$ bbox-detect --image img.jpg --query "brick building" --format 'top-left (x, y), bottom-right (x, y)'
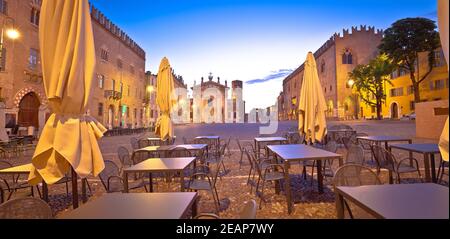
top-left (0, 1), bottom-right (148, 135)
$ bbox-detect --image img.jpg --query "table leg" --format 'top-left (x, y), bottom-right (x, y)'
top-left (81, 179), bottom-right (87, 203)
top-left (408, 140), bottom-right (414, 167)
top-left (284, 161), bottom-right (293, 214)
top-left (317, 160), bottom-right (323, 193)
top-left (430, 153), bottom-right (437, 183)
top-left (181, 170), bottom-right (185, 192)
top-left (71, 168), bottom-right (79, 209)
top-left (423, 154), bottom-right (431, 183)
top-left (149, 173), bottom-right (153, 192)
top-left (335, 192), bottom-right (345, 219)
top-left (42, 182), bottom-right (49, 203)
top-left (388, 170), bottom-right (394, 184)
top-left (255, 140), bottom-right (259, 159)
top-left (385, 141), bottom-right (389, 151)
top-left (124, 172), bottom-right (129, 193)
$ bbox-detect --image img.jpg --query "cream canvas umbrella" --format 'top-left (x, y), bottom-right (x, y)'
top-left (438, 0), bottom-right (449, 162)
top-left (155, 57), bottom-right (175, 141)
top-left (298, 52), bottom-right (328, 143)
top-left (28, 0), bottom-right (107, 207)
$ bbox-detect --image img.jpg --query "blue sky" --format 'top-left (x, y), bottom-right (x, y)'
top-left (90, 0), bottom-right (438, 111)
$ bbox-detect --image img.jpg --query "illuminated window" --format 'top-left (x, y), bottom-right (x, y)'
top-left (29, 49), bottom-right (39, 70)
top-left (98, 74), bottom-right (105, 89)
top-left (30, 7), bottom-right (40, 26)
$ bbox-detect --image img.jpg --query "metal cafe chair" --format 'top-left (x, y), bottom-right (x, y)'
top-left (194, 199), bottom-right (257, 219)
top-left (98, 160), bottom-right (148, 193)
top-left (0, 197), bottom-right (53, 219)
top-left (333, 164), bottom-right (381, 219)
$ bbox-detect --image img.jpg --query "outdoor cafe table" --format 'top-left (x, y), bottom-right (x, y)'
top-left (134, 144), bottom-right (208, 158)
top-left (327, 129), bottom-right (356, 142)
top-left (59, 192), bottom-right (199, 219)
top-left (123, 157), bottom-right (196, 193)
top-left (335, 183), bottom-right (449, 219)
top-left (267, 144), bottom-right (343, 214)
top-left (254, 137), bottom-right (287, 157)
top-left (356, 136), bottom-right (412, 150)
top-left (390, 143), bottom-right (441, 183)
top-left (144, 136), bottom-right (177, 146)
top-left (195, 136), bottom-right (220, 155)
top-left (0, 163), bottom-right (49, 202)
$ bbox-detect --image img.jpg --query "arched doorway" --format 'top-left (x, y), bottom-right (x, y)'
top-left (18, 92), bottom-right (40, 128)
top-left (391, 103), bottom-right (399, 119)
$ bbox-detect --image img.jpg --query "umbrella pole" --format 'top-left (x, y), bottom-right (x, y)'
top-left (71, 168), bottom-right (79, 209)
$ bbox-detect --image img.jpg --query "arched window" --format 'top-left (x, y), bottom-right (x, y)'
top-left (320, 60), bottom-right (326, 73)
top-left (342, 49), bottom-right (353, 65)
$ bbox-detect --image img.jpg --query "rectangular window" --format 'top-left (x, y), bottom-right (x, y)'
top-left (98, 103), bottom-right (104, 117)
top-left (407, 85), bottom-right (414, 95)
top-left (120, 83), bottom-right (123, 94)
top-left (434, 79), bottom-right (445, 90)
top-left (0, 0), bottom-right (8, 14)
top-left (130, 65), bottom-right (135, 74)
top-left (128, 85), bottom-right (130, 96)
top-left (98, 75), bottom-right (105, 89)
top-left (410, 101), bottom-right (415, 111)
top-left (30, 8), bottom-right (40, 25)
top-left (0, 48), bottom-right (6, 71)
top-left (433, 50), bottom-right (446, 67)
top-left (29, 49), bottom-right (39, 69)
top-left (371, 106), bottom-right (376, 113)
top-left (112, 79), bottom-right (115, 91)
top-left (100, 49), bottom-right (109, 61)
top-left (390, 87), bottom-right (404, 97)
top-left (117, 59), bottom-right (123, 69)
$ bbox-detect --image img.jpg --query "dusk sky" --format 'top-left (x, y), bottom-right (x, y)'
top-left (90, 0), bottom-right (438, 111)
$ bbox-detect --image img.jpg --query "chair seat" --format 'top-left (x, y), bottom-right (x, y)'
top-left (263, 172), bottom-right (284, 181)
top-left (396, 164), bottom-right (419, 174)
top-left (186, 179), bottom-right (212, 191)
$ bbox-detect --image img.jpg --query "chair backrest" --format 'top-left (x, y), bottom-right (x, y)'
top-left (211, 156), bottom-right (225, 186)
top-left (243, 149), bottom-right (255, 168)
top-left (0, 161), bottom-right (14, 182)
top-left (169, 147), bottom-right (192, 158)
top-left (239, 200), bottom-right (257, 219)
top-left (371, 145), bottom-right (396, 170)
top-left (346, 145), bottom-right (365, 165)
top-left (138, 139), bottom-right (149, 148)
top-left (130, 137), bottom-right (139, 150)
top-left (235, 139), bottom-right (243, 152)
top-left (98, 160), bottom-right (121, 192)
top-left (324, 140), bottom-right (338, 153)
top-left (0, 197), bottom-right (53, 219)
top-left (117, 146), bottom-right (133, 167)
top-left (333, 164), bottom-right (381, 187)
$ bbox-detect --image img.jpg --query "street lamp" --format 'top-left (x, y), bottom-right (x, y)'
top-left (0, 17), bottom-right (20, 70)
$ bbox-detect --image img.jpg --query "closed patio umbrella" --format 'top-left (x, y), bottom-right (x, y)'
top-left (28, 0), bottom-right (107, 206)
top-left (438, 0), bottom-right (449, 162)
top-left (155, 57), bottom-right (175, 141)
top-left (298, 52), bottom-right (327, 143)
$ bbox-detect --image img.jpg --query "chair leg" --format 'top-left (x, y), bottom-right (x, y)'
top-left (239, 152), bottom-right (244, 169)
top-left (311, 161), bottom-right (316, 186)
top-left (259, 180), bottom-right (266, 209)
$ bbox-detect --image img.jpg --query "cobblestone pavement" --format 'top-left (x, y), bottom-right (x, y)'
top-left (4, 120), bottom-right (447, 219)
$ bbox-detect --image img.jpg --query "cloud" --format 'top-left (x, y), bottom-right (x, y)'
top-left (246, 69), bottom-right (293, 85)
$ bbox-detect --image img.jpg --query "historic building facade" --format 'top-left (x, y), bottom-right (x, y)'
top-left (360, 48), bottom-right (448, 119)
top-left (0, 1), bottom-right (148, 134)
top-left (279, 26), bottom-right (383, 120)
top-left (190, 73), bottom-right (245, 123)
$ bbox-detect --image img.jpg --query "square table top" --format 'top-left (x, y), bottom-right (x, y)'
top-left (254, 137), bottom-right (287, 142)
top-left (136, 144), bottom-right (207, 152)
top-left (267, 144), bottom-right (341, 162)
top-left (357, 136), bottom-right (411, 142)
top-left (59, 192), bottom-right (198, 219)
top-left (328, 129), bottom-right (356, 132)
top-left (147, 136), bottom-right (177, 141)
top-left (336, 183), bottom-right (449, 219)
top-left (390, 143), bottom-right (440, 154)
top-left (123, 157), bottom-right (196, 173)
top-left (195, 136), bottom-right (220, 140)
top-left (0, 163), bottom-right (32, 174)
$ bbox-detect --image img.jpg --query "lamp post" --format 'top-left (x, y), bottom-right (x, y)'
top-left (0, 17), bottom-right (20, 71)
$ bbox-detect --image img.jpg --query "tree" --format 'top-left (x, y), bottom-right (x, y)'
top-left (349, 54), bottom-right (394, 120)
top-left (379, 17), bottom-right (441, 103)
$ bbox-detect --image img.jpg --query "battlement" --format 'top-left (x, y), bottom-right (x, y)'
top-left (90, 5), bottom-right (146, 59)
top-left (283, 25), bottom-right (383, 84)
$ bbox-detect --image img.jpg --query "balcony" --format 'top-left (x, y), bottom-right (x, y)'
top-left (104, 90), bottom-right (122, 101)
